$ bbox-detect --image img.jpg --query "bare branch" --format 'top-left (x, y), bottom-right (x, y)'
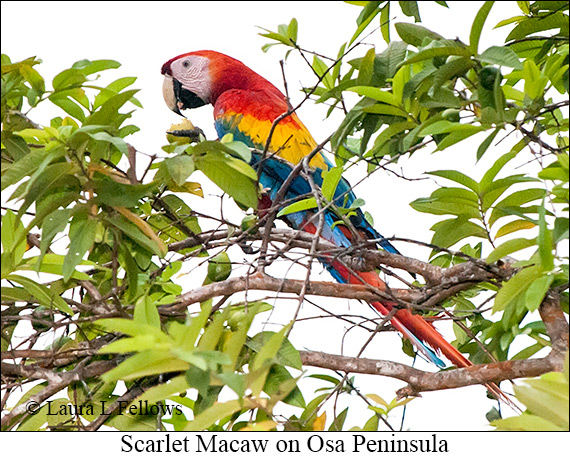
top-left (299, 350), bottom-right (561, 398)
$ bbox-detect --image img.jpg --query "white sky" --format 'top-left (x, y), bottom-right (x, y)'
top-left (1, 1), bottom-right (543, 433)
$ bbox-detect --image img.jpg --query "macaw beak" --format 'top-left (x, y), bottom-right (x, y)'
top-left (162, 75), bottom-right (182, 115)
top-left (162, 75), bottom-right (207, 116)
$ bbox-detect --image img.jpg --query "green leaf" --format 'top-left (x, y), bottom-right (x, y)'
top-left (37, 208), bottom-right (72, 268)
top-left (19, 253), bottom-right (91, 280)
top-left (356, 47), bottom-right (376, 86)
top-left (525, 274), bottom-right (554, 312)
top-left (514, 380), bottom-right (569, 429)
top-left (98, 334), bottom-right (162, 354)
top-left (194, 151), bottom-right (258, 209)
top-left (492, 413), bottom-right (565, 431)
top-left (362, 414), bottom-right (380, 431)
top-left (97, 318), bottom-right (164, 338)
top-left (482, 175), bottom-right (538, 212)
top-left (506, 12), bottom-right (569, 42)
top-left (470, 1), bottom-right (494, 54)
top-left (380, 3), bottom-right (390, 43)
top-left (5, 274), bottom-right (73, 315)
top-left (366, 121), bottom-right (417, 157)
top-left (349, 1), bottom-right (382, 45)
top-left (511, 342), bottom-right (547, 361)
top-left (84, 89), bottom-right (139, 127)
top-left (16, 162), bottom-right (79, 221)
top-left (329, 407), bottom-right (349, 431)
top-left (198, 307), bottom-right (229, 351)
top-left (263, 365), bottom-right (305, 408)
top-left (489, 188), bottom-right (547, 226)
top-left (399, 1), bottom-right (421, 21)
top-left (223, 141), bottom-right (252, 163)
top-left (250, 327), bottom-right (292, 372)
top-left (93, 76), bottom-right (138, 109)
top-left (427, 170), bottom-right (480, 193)
top-left (410, 187), bottom-right (480, 218)
top-left (62, 217), bottom-right (98, 282)
top-left (1, 210), bottom-right (27, 270)
top-left (493, 265), bottom-right (541, 312)
top-left (106, 215), bottom-right (163, 257)
top-left (2, 132), bottom-right (30, 162)
top-left (17, 403), bottom-right (51, 431)
top-left (537, 203), bottom-right (554, 271)
top-left (49, 96), bottom-right (86, 122)
top-left (134, 295), bottom-right (161, 329)
top-left (93, 178), bottom-right (155, 208)
top-left (321, 167), bottom-right (344, 202)
top-left (480, 148), bottom-right (522, 190)
top-left (430, 217), bottom-right (487, 249)
top-left (184, 399), bottom-right (245, 431)
top-left (136, 374), bottom-right (189, 405)
top-left (486, 238), bottom-right (536, 264)
top-left (394, 22), bottom-right (444, 47)
top-left (287, 18), bottom-right (298, 42)
top-left (362, 104), bottom-right (408, 117)
top-left (52, 68), bottom-right (87, 91)
top-left (1, 286), bottom-right (34, 303)
top-left (436, 131), bottom-right (479, 151)
top-left (19, 63), bottom-right (45, 93)
top-left (478, 46), bottom-right (523, 69)
top-left (72, 58), bottom-right (121, 75)
top-left (553, 217), bottom-right (569, 243)
top-left (477, 128), bottom-right (500, 161)
top-left (432, 57), bottom-right (475, 89)
top-left (309, 373), bottom-right (342, 386)
top-left (175, 302), bottom-right (212, 351)
top-left (249, 326), bottom-right (291, 396)
top-left (165, 155), bottom-right (195, 187)
top-left (87, 132), bottom-right (128, 156)
top-left (347, 86), bottom-right (400, 106)
top-left (495, 219), bottom-right (536, 238)
top-left (401, 44), bottom-right (473, 67)
top-left (277, 197), bottom-right (317, 218)
top-left (185, 365), bottom-right (211, 397)
top-left (313, 55), bottom-right (334, 89)
top-left (4, 149), bottom-right (47, 199)
top-left (102, 350), bottom-right (189, 382)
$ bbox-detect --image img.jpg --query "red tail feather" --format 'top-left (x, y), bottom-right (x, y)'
top-left (330, 261), bottom-right (519, 410)
top-left (301, 213), bottom-right (517, 408)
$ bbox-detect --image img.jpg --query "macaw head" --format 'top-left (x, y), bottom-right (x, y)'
top-left (161, 50), bottom-right (283, 115)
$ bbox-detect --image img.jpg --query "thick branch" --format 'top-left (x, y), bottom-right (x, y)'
top-left (539, 293), bottom-right (569, 358)
top-left (168, 227), bottom-right (509, 296)
top-left (299, 350), bottom-right (562, 398)
top-left (159, 272), bottom-right (412, 315)
top-left (1, 360), bottom-right (117, 429)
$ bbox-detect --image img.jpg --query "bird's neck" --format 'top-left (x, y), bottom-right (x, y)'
top-left (209, 64), bottom-right (283, 104)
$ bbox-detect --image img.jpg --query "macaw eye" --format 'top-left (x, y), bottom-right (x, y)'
top-left (182, 60), bottom-right (190, 68)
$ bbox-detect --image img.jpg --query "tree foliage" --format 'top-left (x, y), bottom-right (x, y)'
top-left (1, 1), bottom-right (568, 431)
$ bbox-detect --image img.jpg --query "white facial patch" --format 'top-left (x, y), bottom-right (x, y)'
top-left (170, 55), bottom-right (211, 103)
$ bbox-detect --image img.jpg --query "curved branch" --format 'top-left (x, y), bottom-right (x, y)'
top-left (299, 350), bottom-right (562, 398)
top-left (1, 360), bottom-right (118, 430)
top-left (300, 295), bottom-right (568, 397)
top-left (159, 272), bottom-right (410, 316)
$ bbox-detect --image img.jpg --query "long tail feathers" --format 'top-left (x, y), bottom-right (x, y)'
top-left (327, 260), bottom-right (520, 411)
top-left (296, 218), bottom-right (518, 410)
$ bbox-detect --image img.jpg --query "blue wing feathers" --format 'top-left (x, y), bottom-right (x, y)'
top-left (215, 119), bottom-right (400, 254)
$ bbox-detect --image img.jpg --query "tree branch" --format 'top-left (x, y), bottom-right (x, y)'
top-left (299, 350), bottom-right (561, 398)
top-left (1, 359), bottom-right (118, 430)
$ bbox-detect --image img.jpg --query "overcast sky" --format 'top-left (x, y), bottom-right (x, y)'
top-left (1, 1), bottom-right (533, 432)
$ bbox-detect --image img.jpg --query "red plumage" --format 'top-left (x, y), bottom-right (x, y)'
top-left (161, 50), bottom-right (517, 409)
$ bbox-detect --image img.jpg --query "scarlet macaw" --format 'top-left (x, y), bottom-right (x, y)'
top-left (161, 50), bottom-right (504, 389)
